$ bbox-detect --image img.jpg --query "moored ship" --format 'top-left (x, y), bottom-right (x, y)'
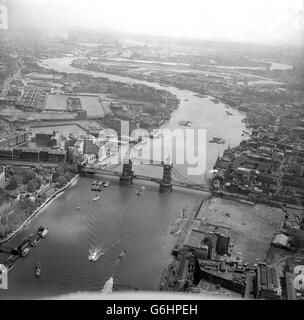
top-left (38, 226), bottom-right (49, 238)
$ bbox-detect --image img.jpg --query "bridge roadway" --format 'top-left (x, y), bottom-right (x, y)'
top-left (83, 167), bottom-right (211, 193)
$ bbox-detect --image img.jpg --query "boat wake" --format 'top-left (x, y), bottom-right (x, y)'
top-left (84, 191), bottom-right (137, 264)
top-left (88, 247), bottom-right (104, 261)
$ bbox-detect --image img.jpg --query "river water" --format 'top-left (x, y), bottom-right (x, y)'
top-left (0, 57), bottom-right (248, 299)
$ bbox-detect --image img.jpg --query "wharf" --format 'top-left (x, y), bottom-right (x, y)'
top-left (159, 197), bottom-right (207, 291)
top-left (1, 229), bottom-right (46, 272)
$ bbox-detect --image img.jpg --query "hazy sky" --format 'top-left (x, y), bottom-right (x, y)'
top-left (9, 0), bottom-right (304, 46)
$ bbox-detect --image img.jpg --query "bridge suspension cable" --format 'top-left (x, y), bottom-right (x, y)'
top-left (172, 166), bottom-right (197, 185)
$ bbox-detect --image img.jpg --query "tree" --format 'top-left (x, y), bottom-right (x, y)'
top-left (0, 225), bottom-right (7, 238)
top-left (52, 171), bottom-right (60, 183)
top-left (6, 166), bottom-right (15, 177)
top-left (0, 187), bottom-right (10, 201)
top-left (5, 174), bottom-right (23, 190)
top-left (64, 172), bottom-right (73, 181)
top-left (27, 180), bottom-right (38, 193)
top-left (26, 171), bottom-right (37, 182)
top-left (57, 176), bottom-right (68, 187)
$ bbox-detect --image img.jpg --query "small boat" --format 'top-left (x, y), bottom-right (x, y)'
top-left (171, 217), bottom-right (183, 226)
top-left (137, 140), bottom-right (148, 146)
top-left (93, 195), bottom-right (100, 201)
top-left (136, 144), bottom-right (144, 151)
top-left (118, 250), bottom-right (127, 260)
top-left (38, 226), bottom-right (48, 238)
top-left (172, 229), bottom-right (182, 236)
top-left (179, 120), bottom-right (192, 127)
top-left (35, 263), bottom-right (41, 277)
top-left (91, 181), bottom-right (98, 191)
top-left (180, 205), bottom-right (188, 219)
top-left (74, 207), bottom-right (81, 210)
top-left (88, 248), bottom-right (104, 262)
top-left (150, 129), bottom-right (162, 139)
top-left (170, 227), bottom-right (180, 235)
top-left (136, 186), bottom-right (146, 196)
top-left (226, 110), bottom-right (233, 116)
top-left (97, 181), bottom-right (104, 191)
top-left (103, 181), bottom-right (110, 187)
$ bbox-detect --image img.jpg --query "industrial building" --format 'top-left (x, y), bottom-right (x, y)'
top-left (0, 131), bottom-right (29, 149)
top-left (193, 258), bottom-right (251, 296)
top-left (254, 263), bottom-right (282, 300)
top-left (0, 147), bottom-right (66, 163)
top-left (183, 221), bottom-right (231, 259)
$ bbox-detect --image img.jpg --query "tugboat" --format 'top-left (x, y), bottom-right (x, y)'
top-left (92, 195), bottom-right (100, 201)
top-left (35, 263), bottom-right (41, 277)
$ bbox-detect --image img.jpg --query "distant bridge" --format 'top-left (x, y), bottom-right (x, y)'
top-left (79, 158), bottom-right (211, 193)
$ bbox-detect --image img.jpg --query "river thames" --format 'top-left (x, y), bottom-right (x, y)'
top-left (0, 57), bottom-right (248, 299)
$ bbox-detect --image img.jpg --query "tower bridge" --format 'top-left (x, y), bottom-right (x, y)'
top-left (78, 158), bottom-right (211, 194)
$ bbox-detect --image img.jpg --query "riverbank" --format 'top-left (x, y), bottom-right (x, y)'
top-left (69, 59), bottom-right (274, 116)
top-left (0, 174), bottom-right (79, 245)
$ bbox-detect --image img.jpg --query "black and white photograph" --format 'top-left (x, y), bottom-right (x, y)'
top-left (0, 0), bottom-right (304, 304)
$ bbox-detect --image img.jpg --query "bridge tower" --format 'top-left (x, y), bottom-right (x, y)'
top-left (119, 159), bottom-right (133, 186)
top-left (159, 163), bottom-right (173, 193)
